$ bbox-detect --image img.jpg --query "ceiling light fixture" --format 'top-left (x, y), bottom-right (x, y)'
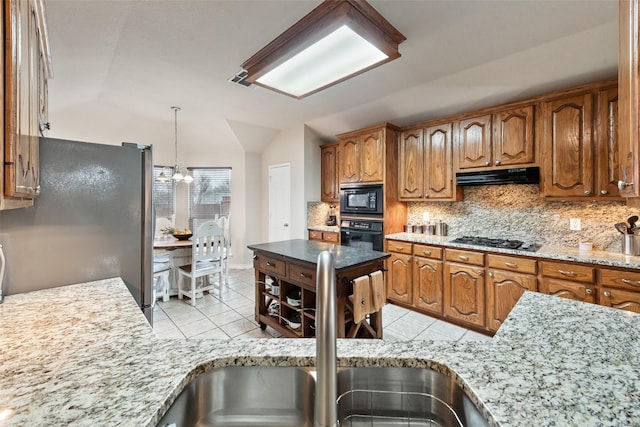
top-left (156, 168), bottom-right (169, 182)
top-left (170, 106), bottom-right (193, 183)
top-left (240, 0), bottom-right (406, 99)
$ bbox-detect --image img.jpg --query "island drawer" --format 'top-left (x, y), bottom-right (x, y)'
top-left (445, 248), bottom-right (484, 266)
top-left (323, 232), bottom-right (339, 243)
top-left (540, 261), bottom-right (594, 283)
top-left (388, 241), bottom-right (412, 254)
top-left (254, 254), bottom-right (286, 277)
top-left (309, 230), bottom-right (323, 240)
top-left (599, 268), bottom-right (640, 291)
top-left (413, 244), bottom-right (442, 260)
top-left (289, 263), bottom-right (316, 288)
top-left (487, 254), bottom-right (536, 274)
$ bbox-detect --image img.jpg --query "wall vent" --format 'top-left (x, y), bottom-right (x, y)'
top-left (228, 69), bottom-right (252, 87)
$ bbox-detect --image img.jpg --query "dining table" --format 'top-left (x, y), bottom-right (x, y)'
top-left (153, 238), bottom-right (194, 250)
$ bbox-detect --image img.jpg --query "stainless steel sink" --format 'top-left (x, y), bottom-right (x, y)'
top-left (156, 366), bottom-right (315, 427)
top-left (156, 366), bottom-right (490, 427)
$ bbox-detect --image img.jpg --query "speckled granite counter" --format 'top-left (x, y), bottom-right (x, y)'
top-left (307, 224), bottom-right (340, 233)
top-left (1, 278), bottom-right (639, 426)
top-left (247, 238), bottom-right (389, 269)
top-left (386, 232), bottom-right (640, 270)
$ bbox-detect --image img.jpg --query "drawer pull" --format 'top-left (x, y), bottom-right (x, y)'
top-left (622, 278), bottom-right (640, 286)
top-left (422, 250), bottom-right (431, 256)
top-left (300, 272), bottom-right (311, 279)
top-left (558, 269), bottom-right (576, 277)
top-left (603, 291), bottom-right (611, 297)
top-left (266, 261), bottom-right (276, 267)
top-left (504, 262), bottom-right (518, 268)
top-left (458, 255), bottom-right (469, 261)
top-left (586, 288), bottom-right (593, 295)
top-left (395, 246), bottom-right (405, 251)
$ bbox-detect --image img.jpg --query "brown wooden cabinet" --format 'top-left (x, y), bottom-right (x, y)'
top-left (486, 253), bottom-right (538, 332)
top-left (598, 268), bottom-right (640, 313)
top-left (387, 252), bottom-right (412, 305)
top-left (443, 261), bottom-right (485, 328)
top-left (2, 0), bottom-right (51, 210)
top-left (398, 123), bottom-right (460, 201)
top-left (338, 128), bottom-right (386, 184)
top-left (320, 143), bottom-right (339, 202)
top-left (539, 260), bottom-right (596, 303)
top-left (308, 229), bottom-right (339, 243)
top-left (539, 92), bottom-right (594, 199)
top-left (594, 85), bottom-right (623, 199)
top-left (412, 244), bottom-right (443, 315)
top-left (456, 106), bottom-right (535, 171)
top-left (618, 0), bottom-right (640, 200)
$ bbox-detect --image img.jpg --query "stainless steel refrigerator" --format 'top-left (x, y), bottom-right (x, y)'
top-left (0, 137), bottom-right (155, 324)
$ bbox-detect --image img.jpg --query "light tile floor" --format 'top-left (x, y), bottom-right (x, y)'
top-left (153, 268), bottom-right (492, 342)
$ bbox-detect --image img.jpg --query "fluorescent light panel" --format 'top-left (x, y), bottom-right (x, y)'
top-left (256, 25), bottom-right (388, 97)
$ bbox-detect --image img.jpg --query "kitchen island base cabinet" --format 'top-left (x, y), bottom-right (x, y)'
top-left (249, 240), bottom-right (389, 339)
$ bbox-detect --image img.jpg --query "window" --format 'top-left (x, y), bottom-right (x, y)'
top-left (188, 167), bottom-right (231, 228)
top-left (153, 165), bottom-right (176, 219)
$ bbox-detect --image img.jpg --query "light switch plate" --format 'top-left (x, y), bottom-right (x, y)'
top-left (570, 218), bottom-right (581, 231)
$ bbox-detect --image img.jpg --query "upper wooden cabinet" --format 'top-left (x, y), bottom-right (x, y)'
top-left (338, 125), bottom-right (395, 184)
top-left (619, 0), bottom-right (640, 200)
top-left (539, 81), bottom-right (622, 200)
top-left (1, 0), bottom-right (51, 210)
top-left (320, 143), bottom-right (339, 202)
top-left (398, 122), bottom-right (461, 201)
top-left (455, 106), bottom-right (535, 171)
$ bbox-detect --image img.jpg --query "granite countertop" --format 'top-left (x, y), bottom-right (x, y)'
top-left (1, 278), bottom-right (639, 426)
top-left (247, 238), bottom-right (389, 269)
top-left (307, 224), bottom-right (340, 233)
top-left (386, 232), bottom-right (640, 270)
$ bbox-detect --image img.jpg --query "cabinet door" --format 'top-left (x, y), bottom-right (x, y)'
top-left (539, 278), bottom-right (596, 303)
top-left (339, 138), bottom-right (360, 183)
top-left (413, 257), bottom-right (443, 314)
top-left (443, 262), bottom-right (485, 327)
top-left (493, 106), bottom-right (535, 167)
top-left (321, 144), bottom-right (338, 202)
top-left (360, 131), bottom-right (384, 183)
top-left (387, 253), bottom-right (412, 304)
top-left (456, 115), bottom-right (492, 170)
top-left (4, 0), bottom-right (40, 199)
top-left (599, 287), bottom-right (640, 313)
top-left (398, 128), bottom-right (424, 199)
top-left (595, 86), bottom-right (622, 199)
top-left (540, 93), bottom-right (594, 198)
top-left (486, 269), bottom-right (537, 332)
top-left (618, 0), bottom-right (640, 198)
top-left (424, 123), bottom-right (456, 199)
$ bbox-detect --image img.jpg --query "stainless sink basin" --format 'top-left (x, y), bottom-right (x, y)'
top-left (156, 366), bottom-right (490, 427)
top-left (156, 366), bottom-right (315, 427)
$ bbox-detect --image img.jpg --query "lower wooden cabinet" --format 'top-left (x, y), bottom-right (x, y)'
top-left (539, 278), bottom-right (596, 303)
top-left (599, 287), bottom-right (640, 313)
top-left (308, 229), bottom-right (339, 243)
top-left (443, 262), bottom-right (485, 327)
top-left (486, 269), bottom-right (537, 332)
top-left (387, 252), bottom-right (413, 304)
top-left (413, 256), bottom-right (443, 314)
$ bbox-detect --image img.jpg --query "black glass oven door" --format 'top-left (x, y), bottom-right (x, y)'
top-left (340, 229), bottom-right (383, 252)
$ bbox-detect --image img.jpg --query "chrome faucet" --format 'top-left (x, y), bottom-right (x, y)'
top-left (315, 250), bottom-right (338, 427)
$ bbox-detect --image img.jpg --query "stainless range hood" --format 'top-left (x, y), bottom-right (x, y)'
top-left (455, 167), bottom-right (540, 186)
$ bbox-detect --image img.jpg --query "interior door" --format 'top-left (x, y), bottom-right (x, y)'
top-left (268, 163), bottom-right (291, 242)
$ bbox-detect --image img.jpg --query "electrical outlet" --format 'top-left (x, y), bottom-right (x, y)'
top-left (570, 218), bottom-right (581, 231)
top-left (422, 212), bottom-right (430, 222)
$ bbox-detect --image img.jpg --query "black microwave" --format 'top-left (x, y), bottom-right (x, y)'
top-left (340, 185), bottom-right (383, 216)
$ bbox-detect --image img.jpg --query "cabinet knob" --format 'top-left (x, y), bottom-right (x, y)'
top-left (603, 291), bottom-right (611, 297)
top-left (35, 185), bottom-right (41, 194)
top-left (586, 288), bottom-right (593, 295)
top-left (495, 160), bottom-right (501, 165)
top-left (488, 271), bottom-right (493, 277)
top-left (618, 180), bottom-right (634, 191)
top-left (584, 190), bottom-right (591, 195)
top-left (485, 161), bottom-right (490, 166)
top-left (418, 194), bottom-right (422, 197)
top-left (600, 190), bottom-right (608, 195)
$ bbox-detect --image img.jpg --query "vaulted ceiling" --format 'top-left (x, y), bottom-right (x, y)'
top-left (45, 0), bottom-right (618, 153)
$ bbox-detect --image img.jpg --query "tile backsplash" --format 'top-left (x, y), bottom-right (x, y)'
top-left (407, 185), bottom-right (633, 252)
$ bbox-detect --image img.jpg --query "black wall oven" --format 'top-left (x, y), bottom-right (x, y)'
top-left (339, 184), bottom-right (383, 217)
top-left (340, 219), bottom-right (384, 252)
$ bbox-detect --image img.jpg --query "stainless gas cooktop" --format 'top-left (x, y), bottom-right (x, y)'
top-left (450, 236), bottom-right (541, 252)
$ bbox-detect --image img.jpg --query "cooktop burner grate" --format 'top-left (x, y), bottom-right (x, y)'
top-left (450, 236), bottom-right (540, 252)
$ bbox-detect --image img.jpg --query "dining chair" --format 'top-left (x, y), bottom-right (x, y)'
top-left (153, 253), bottom-right (172, 302)
top-left (215, 215), bottom-right (231, 285)
top-left (178, 219), bottom-right (227, 306)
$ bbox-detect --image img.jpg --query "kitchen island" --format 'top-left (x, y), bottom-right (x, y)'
top-left (247, 239), bottom-right (390, 338)
top-left (1, 277), bottom-right (640, 426)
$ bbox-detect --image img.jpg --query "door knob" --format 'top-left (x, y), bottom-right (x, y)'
top-left (283, 223), bottom-right (289, 227)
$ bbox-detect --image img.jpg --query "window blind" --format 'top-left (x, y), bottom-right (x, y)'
top-left (188, 167), bottom-right (231, 228)
top-left (153, 166), bottom-right (176, 219)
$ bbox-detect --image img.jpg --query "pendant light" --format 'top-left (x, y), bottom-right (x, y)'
top-left (170, 106), bottom-right (193, 183)
top-left (156, 168), bottom-right (169, 182)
